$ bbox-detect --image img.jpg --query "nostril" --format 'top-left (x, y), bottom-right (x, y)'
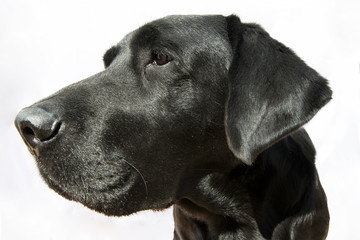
top-left (15, 107), bottom-right (62, 149)
top-left (42, 122), bottom-right (61, 141)
top-left (22, 127), bottom-right (35, 137)
top-left (20, 125), bottom-right (38, 149)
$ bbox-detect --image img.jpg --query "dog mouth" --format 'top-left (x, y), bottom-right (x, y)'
top-left (36, 156), bottom-right (143, 215)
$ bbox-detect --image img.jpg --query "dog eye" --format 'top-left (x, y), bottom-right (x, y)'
top-left (152, 52), bottom-right (171, 66)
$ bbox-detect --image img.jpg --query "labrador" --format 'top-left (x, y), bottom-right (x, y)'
top-left (15, 15), bottom-right (331, 239)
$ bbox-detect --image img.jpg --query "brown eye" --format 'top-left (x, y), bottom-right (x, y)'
top-left (152, 52), bottom-right (171, 66)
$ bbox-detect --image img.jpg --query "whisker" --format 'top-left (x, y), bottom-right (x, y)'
top-left (123, 159), bottom-right (148, 197)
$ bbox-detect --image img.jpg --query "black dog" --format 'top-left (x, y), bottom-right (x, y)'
top-left (15, 15), bottom-right (331, 239)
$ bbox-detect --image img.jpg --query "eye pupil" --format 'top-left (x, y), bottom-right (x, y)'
top-left (153, 53), bottom-right (170, 66)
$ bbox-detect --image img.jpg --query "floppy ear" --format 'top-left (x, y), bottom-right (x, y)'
top-left (224, 15), bottom-right (332, 165)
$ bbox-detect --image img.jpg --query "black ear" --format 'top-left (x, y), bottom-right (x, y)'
top-left (224, 15), bottom-right (332, 165)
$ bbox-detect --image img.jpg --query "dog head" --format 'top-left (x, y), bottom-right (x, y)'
top-left (15, 15), bottom-right (331, 216)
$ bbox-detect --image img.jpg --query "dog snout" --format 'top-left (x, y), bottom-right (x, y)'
top-left (15, 107), bottom-right (61, 149)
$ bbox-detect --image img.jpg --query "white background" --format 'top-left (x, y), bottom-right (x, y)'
top-left (1, 0), bottom-right (359, 239)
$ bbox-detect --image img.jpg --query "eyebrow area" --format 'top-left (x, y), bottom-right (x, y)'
top-left (103, 45), bottom-right (120, 68)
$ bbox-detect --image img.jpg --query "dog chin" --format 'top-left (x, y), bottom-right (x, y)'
top-left (37, 161), bottom-right (140, 216)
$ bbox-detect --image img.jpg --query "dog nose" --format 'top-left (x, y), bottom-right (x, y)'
top-left (15, 107), bottom-right (61, 149)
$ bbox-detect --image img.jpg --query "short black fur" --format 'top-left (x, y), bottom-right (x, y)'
top-left (103, 45), bottom-right (119, 68)
top-left (15, 15), bottom-right (331, 239)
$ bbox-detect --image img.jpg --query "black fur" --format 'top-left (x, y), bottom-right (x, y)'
top-left (15, 15), bottom-right (331, 239)
top-left (103, 45), bottom-right (119, 68)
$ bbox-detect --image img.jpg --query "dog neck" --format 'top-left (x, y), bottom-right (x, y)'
top-left (174, 166), bottom-right (262, 239)
top-left (173, 130), bottom-right (323, 239)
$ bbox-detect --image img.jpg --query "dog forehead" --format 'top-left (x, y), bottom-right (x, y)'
top-left (155, 15), bottom-right (226, 31)
top-left (107, 15), bottom-right (233, 72)
top-left (130, 15), bottom-right (226, 45)
top-left (157, 15), bottom-right (228, 41)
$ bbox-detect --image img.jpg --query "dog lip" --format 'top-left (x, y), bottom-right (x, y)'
top-left (38, 159), bottom-right (138, 206)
